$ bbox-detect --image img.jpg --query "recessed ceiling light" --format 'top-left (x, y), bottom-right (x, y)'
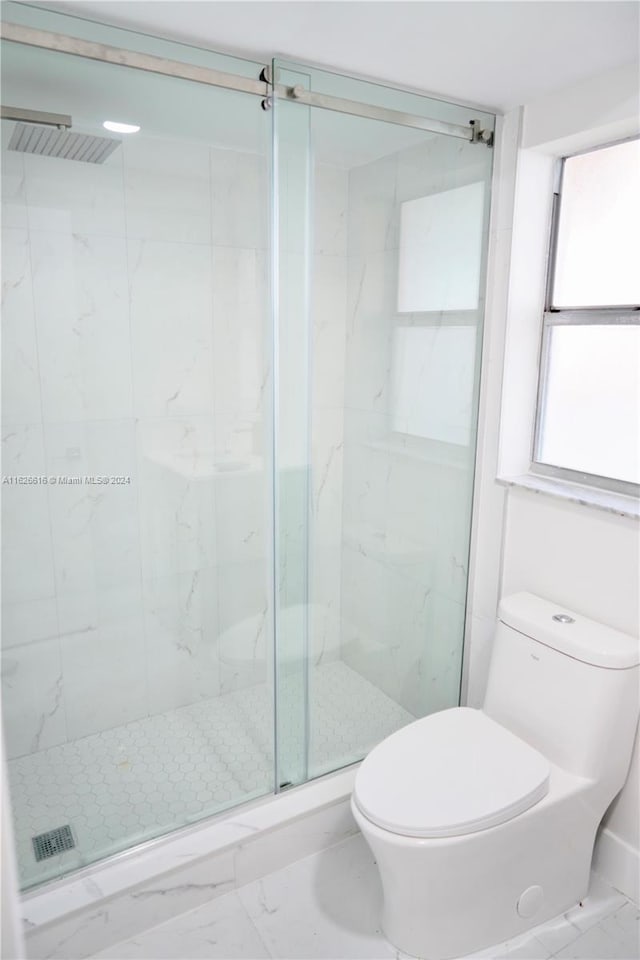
top-left (103, 121), bottom-right (140, 134)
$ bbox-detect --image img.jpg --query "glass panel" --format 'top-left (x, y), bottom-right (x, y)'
top-left (1, 17), bottom-right (274, 887)
top-left (537, 324), bottom-right (640, 484)
top-left (272, 64), bottom-right (312, 790)
top-left (273, 60), bottom-right (493, 781)
top-left (552, 139), bottom-right (640, 308)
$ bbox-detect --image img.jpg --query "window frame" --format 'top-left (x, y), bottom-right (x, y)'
top-left (531, 137), bottom-right (640, 497)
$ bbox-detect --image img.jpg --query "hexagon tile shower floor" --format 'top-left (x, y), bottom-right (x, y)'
top-left (9, 661), bottom-right (413, 887)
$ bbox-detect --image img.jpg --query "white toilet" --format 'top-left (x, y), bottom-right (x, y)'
top-left (351, 592), bottom-right (640, 960)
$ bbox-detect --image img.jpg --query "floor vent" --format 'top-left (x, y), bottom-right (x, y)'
top-left (32, 825), bottom-right (75, 861)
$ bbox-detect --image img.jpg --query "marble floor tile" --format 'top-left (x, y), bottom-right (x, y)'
top-left (553, 901), bottom-right (639, 959)
top-left (534, 872), bottom-right (630, 955)
top-left (237, 834), bottom-right (397, 959)
top-left (83, 830), bottom-right (639, 960)
top-left (90, 889), bottom-right (271, 959)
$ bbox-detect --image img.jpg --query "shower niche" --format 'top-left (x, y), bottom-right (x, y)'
top-left (0, 2), bottom-right (494, 888)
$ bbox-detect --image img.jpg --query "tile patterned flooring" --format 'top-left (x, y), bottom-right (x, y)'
top-left (90, 835), bottom-right (639, 960)
top-left (9, 661), bottom-right (413, 887)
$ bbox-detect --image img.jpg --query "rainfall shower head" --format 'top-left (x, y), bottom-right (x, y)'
top-left (7, 122), bottom-right (121, 164)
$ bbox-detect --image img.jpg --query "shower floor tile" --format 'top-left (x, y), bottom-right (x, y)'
top-left (8, 661), bottom-right (414, 888)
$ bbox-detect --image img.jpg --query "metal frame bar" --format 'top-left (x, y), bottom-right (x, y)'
top-left (0, 21), bottom-right (270, 97)
top-left (276, 84), bottom-right (477, 141)
top-left (0, 20), bottom-right (491, 143)
top-left (0, 104), bottom-right (71, 128)
top-left (543, 309), bottom-right (640, 326)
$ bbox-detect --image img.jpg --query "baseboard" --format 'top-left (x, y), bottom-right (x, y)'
top-left (593, 825), bottom-right (639, 905)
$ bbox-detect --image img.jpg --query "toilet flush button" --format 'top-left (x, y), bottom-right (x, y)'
top-left (517, 885), bottom-right (544, 918)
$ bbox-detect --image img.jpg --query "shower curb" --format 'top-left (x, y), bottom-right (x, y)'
top-left (22, 767), bottom-right (359, 960)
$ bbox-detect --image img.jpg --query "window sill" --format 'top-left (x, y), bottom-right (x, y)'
top-left (497, 473), bottom-right (640, 520)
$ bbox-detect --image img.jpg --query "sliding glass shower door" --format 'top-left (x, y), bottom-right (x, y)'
top-left (1, 1), bottom-right (494, 890)
top-left (1, 3), bottom-right (275, 887)
top-left (271, 59), bottom-right (494, 784)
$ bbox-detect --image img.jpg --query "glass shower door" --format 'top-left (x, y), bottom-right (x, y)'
top-left (1, 3), bottom-right (275, 887)
top-left (272, 60), bottom-right (494, 783)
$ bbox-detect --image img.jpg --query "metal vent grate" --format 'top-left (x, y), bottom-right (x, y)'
top-left (32, 825), bottom-right (75, 861)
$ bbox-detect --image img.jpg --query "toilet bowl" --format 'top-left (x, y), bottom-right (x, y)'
top-left (352, 592), bottom-right (640, 960)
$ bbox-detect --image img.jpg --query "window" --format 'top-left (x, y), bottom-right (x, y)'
top-left (533, 138), bottom-right (640, 493)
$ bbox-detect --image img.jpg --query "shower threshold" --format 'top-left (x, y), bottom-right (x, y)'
top-left (9, 660), bottom-right (413, 889)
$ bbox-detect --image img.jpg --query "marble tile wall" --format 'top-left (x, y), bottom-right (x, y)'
top-left (1, 129), bottom-right (350, 763)
top-left (340, 136), bottom-right (492, 717)
top-left (0, 132), bottom-right (274, 759)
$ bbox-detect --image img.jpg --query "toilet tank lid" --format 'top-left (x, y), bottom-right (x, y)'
top-left (499, 593), bottom-right (640, 669)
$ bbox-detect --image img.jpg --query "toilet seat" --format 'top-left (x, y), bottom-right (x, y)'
top-left (353, 707), bottom-right (550, 839)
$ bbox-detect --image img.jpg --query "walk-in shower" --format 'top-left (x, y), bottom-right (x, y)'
top-left (0, 1), bottom-right (494, 890)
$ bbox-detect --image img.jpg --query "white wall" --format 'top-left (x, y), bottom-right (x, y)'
top-left (467, 63), bottom-right (640, 901)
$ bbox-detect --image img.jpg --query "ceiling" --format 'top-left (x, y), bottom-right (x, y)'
top-left (28, 1), bottom-right (640, 112)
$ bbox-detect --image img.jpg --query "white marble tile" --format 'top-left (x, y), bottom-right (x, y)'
top-left (210, 148), bottom-right (268, 249)
top-left (215, 466), bottom-right (267, 565)
top-left (344, 251), bottom-right (396, 415)
top-left (128, 240), bottom-right (214, 418)
top-left (234, 798), bottom-right (357, 889)
top-left (311, 405), bottom-right (344, 547)
top-left (1, 636), bottom-right (66, 759)
top-left (29, 231), bottom-right (132, 422)
top-left (308, 552), bottom-right (342, 666)
top-left (554, 901), bottom-right (640, 959)
top-left (465, 931), bottom-right (552, 959)
top-left (312, 254), bottom-right (347, 412)
top-left (532, 871), bottom-right (629, 955)
top-left (341, 424), bottom-right (391, 543)
top-left (217, 559), bottom-right (269, 637)
top-left (1, 597), bottom-right (58, 650)
top-left (1, 423), bottom-right (56, 605)
top-left (136, 416), bottom-right (217, 584)
top-left (90, 890), bottom-right (271, 959)
top-left (43, 420), bottom-right (141, 598)
top-left (25, 148), bottom-right (126, 237)
top-left (143, 568), bottom-right (220, 714)
top-left (60, 595), bottom-right (147, 740)
top-left (1, 129), bottom-right (28, 229)
top-left (216, 560), bottom-right (269, 694)
top-left (348, 154), bottom-right (398, 256)
top-left (211, 246), bottom-right (268, 420)
top-left (385, 450), bottom-right (440, 558)
top-left (1, 227), bottom-right (42, 423)
top-left (562, 871), bottom-right (630, 934)
top-left (238, 834), bottom-right (397, 959)
top-left (123, 135), bottom-right (211, 244)
top-left (314, 163), bottom-right (347, 256)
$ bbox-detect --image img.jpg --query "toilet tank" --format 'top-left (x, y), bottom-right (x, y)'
top-left (483, 593), bottom-right (640, 785)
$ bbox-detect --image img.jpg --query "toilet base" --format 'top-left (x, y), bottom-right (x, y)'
top-left (352, 769), bottom-right (599, 959)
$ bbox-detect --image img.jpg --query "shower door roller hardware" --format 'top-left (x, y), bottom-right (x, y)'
top-left (470, 120), bottom-right (494, 146)
top-left (259, 66), bottom-right (276, 110)
top-left (260, 65), bottom-right (279, 85)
